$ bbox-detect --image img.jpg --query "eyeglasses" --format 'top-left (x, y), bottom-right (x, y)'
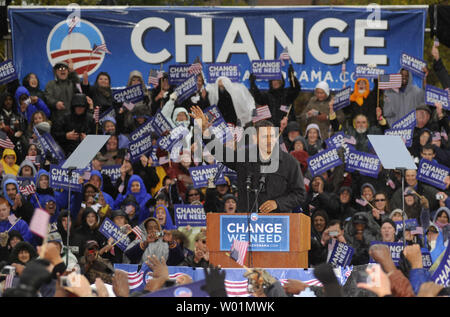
top-left (374, 199), bottom-right (386, 202)
top-left (188, 193), bottom-right (200, 197)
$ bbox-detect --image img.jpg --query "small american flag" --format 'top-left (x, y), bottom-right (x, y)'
top-left (131, 226), bottom-right (144, 241)
top-left (68, 16), bottom-right (79, 34)
top-left (341, 59), bottom-right (346, 73)
top-left (378, 74), bottom-right (402, 90)
top-left (188, 57), bottom-right (203, 75)
top-left (355, 198), bottom-right (368, 206)
top-left (279, 47), bottom-right (290, 66)
top-left (92, 43), bottom-right (111, 55)
top-left (252, 105), bottom-right (272, 123)
top-left (0, 131), bottom-right (14, 149)
top-left (29, 208), bottom-right (50, 238)
top-left (8, 214), bottom-right (17, 225)
top-left (280, 142), bottom-right (288, 153)
top-left (230, 239), bottom-right (249, 266)
top-left (94, 106), bottom-right (100, 124)
top-left (4, 270), bottom-right (15, 290)
top-left (148, 69), bottom-right (162, 87)
top-left (123, 102), bottom-right (136, 111)
top-left (159, 156), bottom-right (170, 165)
top-left (19, 183), bottom-right (36, 196)
top-left (280, 105), bottom-right (290, 113)
top-left (387, 179), bottom-right (396, 189)
top-left (343, 136), bottom-right (356, 145)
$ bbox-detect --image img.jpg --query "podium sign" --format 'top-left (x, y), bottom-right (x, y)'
top-left (219, 214), bottom-right (290, 252)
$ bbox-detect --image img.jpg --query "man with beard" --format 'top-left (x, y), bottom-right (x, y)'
top-left (206, 76), bottom-right (256, 127)
top-left (51, 93), bottom-right (96, 156)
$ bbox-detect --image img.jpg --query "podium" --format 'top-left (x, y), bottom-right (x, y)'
top-left (206, 213), bottom-right (311, 268)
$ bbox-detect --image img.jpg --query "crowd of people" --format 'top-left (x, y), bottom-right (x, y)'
top-left (0, 40), bottom-right (448, 297)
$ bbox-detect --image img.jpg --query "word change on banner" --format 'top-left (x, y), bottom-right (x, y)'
top-left (99, 217), bottom-right (130, 251)
top-left (325, 132), bottom-right (345, 149)
top-left (174, 204), bottom-right (206, 227)
top-left (400, 52), bottom-right (427, 78)
top-left (34, 127), bottom-right (66, 162)
top-left (431, 244), bottom-right (450, 287)
top-left (391, 110), bottom-right (416, 129)
top-left (425, 85), bottom-right (450, 110)
top-left (151, 110), bottom-right (174, 136)
top-left (112, 83), bottom-right (144, 104)
top-left (168, 64), bottom-right (191, 85)
top-left (206, 63), bottom-right (240, 83)
top-left (422, 248), bottom-right (433, 270)
top-left (219, 214), bottom-right (290, 252)
top-left (174, 75), bottom-right (197, 103)
top-left (327, 240), bottom-right (354, 267)
top-left (204, 105), bottom-right (232, 143)
top-left (0, 60), bottom-right (18, 85)
top-left (354, 65), bottom-right (385, 79)
top-left (417, 158), bottom-right (450, 190)
top-left (385, 127), bottom-right (413, 147)
top-left (101, 165), bottom-right (122, 184)
top-left (189, 164), bottom-right (226, 189)
top-left (129, 117), bottom-right (155, 143)
top-left (307, 147), bottom-right (342, 177)
top-left (128, 134), bottom-right (154, 163)
top-left (369, 241), bottom-right (404, 266)
top-left (345, 149), bottom-right (381, 178)
top-left (251, 60), bottom-right (282, 80)
top-left (49, 164), bottom-right (84, 192)
top-left (333, 86), bottom-right (352, 111)
top-left (16, 177), bottom-right (34, 188)
top-left (394, 219), bottom-right (419, 235)
top-left (98, 107), bottom-right (116, 126)
top-left (157, 125), bottom-right (190, 152)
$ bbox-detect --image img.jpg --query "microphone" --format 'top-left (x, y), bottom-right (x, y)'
top-left (246, 174), bottom-right (252, 192)
top-left (258, 174), bottom-right (266, 193)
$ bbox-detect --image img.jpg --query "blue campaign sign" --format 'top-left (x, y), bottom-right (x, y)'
top-left (333, 86), bottom-right (352, 111)
top-left (325, 132), bottom-right (345, 149)
top-left (99, 217), bottom-right (130, 252)
top-left (417, 158), bottom-right (450, 190)
top-left (0, 60), bottom-right (18, 85)
top-left (425, 85), bottom-right (450, 110)
top-left (98, 106), bottom-right (116, 126)
top-left (206, 63), bottom-right (240, 83)
top-left (400, 52), bottom-right (426, 78)
top-left (189, 164), bottom-right (226, 189)
top-left (354, 65), bottom-right (385, 79)
top-left (128, 134), bottom-right (154, 163)
top-left (203, 105), bottom-right (232, 143)
top-left (168, 64), bottom-right (191, 85)
top-left (431, 245), bottom-right (450, 287)
top-left (421, 248), bottom-right (433, 270)
top-left (220, 214), bottom-right (289, 252)
top-left (112, 84), bottom-right (144, 104)
top-left (157, 125), bottom-right (190, 152)
top-left (345, 148), bottom-right (381, 178)
top-left (129, 117), bottom-right (155, 143)
top-left (327, 241), bottom-right (354, 267)
top-left (174, 204), bottom-right (206, 227)
top-left (391, 110), bottom-right (416, 129)
top-left (369, 241), bottom-right (404, 266)
top-left (385, 126), bottom-right (414, 147)
top-left (174, 75), bottom-right (197, 103)
top-left (101, 165), bottom-right (122, 184)
top-left (394, 219), bottom-right (418, 235)
top-left (307, 147), bottom-right (343, 177)
top-left (49, 164), bottom-right (84, 192)
top-left (9, 7), bottom-right (426, 92)
top-left (151, 110), bottom-right (174, 136)
top-left (251, 60), bottom-right (282, 80)
top-left (16, 177), bottom-right (34, 188)
top-left (34, 127), bottom-right (66, 162)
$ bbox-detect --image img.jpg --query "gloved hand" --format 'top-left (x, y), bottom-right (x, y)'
top-left (201, 266), bottom-right (227, 297)
top-left (163, 91), bottom-right (169, 99)
top-left (170, 92), bottom-right (178, 101)
top-left (0, 232), bottom-right (8, 247)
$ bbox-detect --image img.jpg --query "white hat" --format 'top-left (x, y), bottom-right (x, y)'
top-left (315, 81), bottom-right (330, 97)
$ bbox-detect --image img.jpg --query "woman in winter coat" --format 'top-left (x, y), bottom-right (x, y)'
top-left (8, 241), bottom-right (38, 266)
top-left (72, 207), bottom-right (107, 259)
top-left (304, 123), bottom-right (325, 156)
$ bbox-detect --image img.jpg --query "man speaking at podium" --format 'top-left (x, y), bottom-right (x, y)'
top-left (190, 106), bottom-right (306, 213)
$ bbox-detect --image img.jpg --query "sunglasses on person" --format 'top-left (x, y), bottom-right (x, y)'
top-left (188, 192), bottom-right (200, 197)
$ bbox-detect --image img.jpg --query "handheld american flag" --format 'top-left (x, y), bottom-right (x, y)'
top-left (29, 208), bottom-right (50, 238)
top-left (252, 105), bottom-right (272, 123)
top-left (131, 226), bottom-right (144, 241)
top-left (92, 43), bottom-right (111, 55)
top-left (230, 239), bottom-right (249, 266)
top-left (94, 106), bottom-right (100, 124)
top-left (378, 74), bottom-right (402, 90)
top-left (19, 183), bottom-right (36, 196)
top-left (68, 16), bottom-right (79, 34)
top-left (188, 57), bottom-right (203, 75)
top-left (0, 131), bottom-right (14, 149)
top-left (279, 47), bottom-right (290, 66)
top-left (148, 69), bottom-right (162, 87)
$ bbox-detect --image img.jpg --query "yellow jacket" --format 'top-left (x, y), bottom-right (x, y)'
top-left (1, 149), bottom-right (19, 176)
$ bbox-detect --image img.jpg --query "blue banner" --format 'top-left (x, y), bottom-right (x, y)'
top-left (101, 165), bottom-right (122, 184)
top-left (151, 110), bottom-right (174, 136)
top-left (251, 60), bottom-right (282, 80)
top-left (394, 219), bottom-right (418, 235)
top-left (369, 241), bottom-right (404, 266)
top-left (98, 106), bottom-right (116, 126)
top-left (385, 126), bottom-right (414, 147)
top-left (143, 280), bottom-right (209, 297)
top-left (425, 85), bottom-right (450, 110)
top-left (99, 217), bottom-right (130, 252)
top-left (325, 132), bottom-right (345, 149)
top-left (157, 125), bottom-right (189, 152)
top-left (354, 65), bottom-right (385, 79)
top-left (391, 110), bottom-right (416, 129)
top-left (421, 248), bottom-right (433, 270)
top-left (168, 64), bottom-right (191, 85)
top-left (400, 52), bottom-right (426, 78)
top-left (307, 148), bottom-right (343, 177)
top-left (203, 105), bottom-right (232, 143)
top-left (112, 84), bottom-right (144, 104)
top-left (220, 214), bottom-right (290, 252)
top-left (174, 204), bottom-right (207, 227)
top-left (34, 127), bottom-right (66, 162)
top-left (9, 7), bottom-right (426, 92)
top-left (49, 164), bottom-right (84, 192)
top-left (333, 86), bottom-right (352, 111)
top-left (417, 158), bottom-right (450, 190)
top-left (206, 63), bottom-right (240, 83)
top-left (327, 241), bottom-right (354, 267)
top-left (129, 117), bottom-right (155, 143)
top-left (128, 134), bottom-right (154, 163)
top-left (0, 60), bottom-right (18, 85)
top-left (16, 177), bottom-right (34, 188)
top-left (431, 245), bottom-right (450, 287)
top-left (189, 164), bottom-right (226, 189)
top-left (345, 148), bottom-right (381, 178)
top-left (174, 75), bottom-right (197, 103)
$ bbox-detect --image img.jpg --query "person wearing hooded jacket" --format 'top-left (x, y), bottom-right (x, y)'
top-left (345, 78), bottom-right (379, 128)
top-left (3, 178), bottom-right (34, 225)
top-left (81, 71), bottom-right (119, 113)
top-left (100, 116), bottom-right (130, 150)
top-left (22, 73), bottom-right (47, 104)
top-left (383, 68), bottom-right (426, 127)
top-left (17, 159), bottom-right (37, 179)
top-left (14, 86), bottom-right (50, 124)
top-left (304, 123), bottom-right (325, 156)
top-left (0, 148), bottom-right (20, 176)
top-left (0, 197), bottom-right (34, 244)
top-left (30, 169), bottom-right (67, 214)
top-left (8, 241), bottom-right (38, 266)
top-left (153, 204), bottom-right (176, 231)
top-left (150, 72), bottom-right (173, 116)
top-left (51, 93), bottom-right (96, 156)
top-left (249, 64), bottom-right (300, 127)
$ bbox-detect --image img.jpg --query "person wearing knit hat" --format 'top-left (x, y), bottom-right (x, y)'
top-left (389, 209), bottom-right (408, 222)
top-left (380, 218), bottom-right (398, 242)
top-left (222, 194), bottom-right (237, 213)
top-left (289, 137), bottom-right (309, 174)
top-left (304, 123), bottom-right (324, 156)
